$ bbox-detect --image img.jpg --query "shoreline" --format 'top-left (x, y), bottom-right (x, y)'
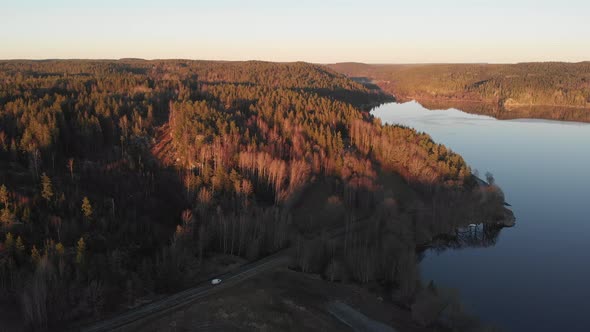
top-left (393, 96), bottom-right (590, 123)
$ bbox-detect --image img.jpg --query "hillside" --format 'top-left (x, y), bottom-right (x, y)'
top-left (0, 60), bottom-right (506, 331)
top-left (328, 62), bottom-right (590, 122)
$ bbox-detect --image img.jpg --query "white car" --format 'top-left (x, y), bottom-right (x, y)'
top-left (211, 278), bottom-right (222, 285)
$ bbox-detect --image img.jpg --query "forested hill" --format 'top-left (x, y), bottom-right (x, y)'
top-left (0, 60), bottom-right (505, 330)
top-left (328, 62), bottom-right (590, 122)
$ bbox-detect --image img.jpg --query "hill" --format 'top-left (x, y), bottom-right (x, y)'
top-left (0, 60), bottom-right (506, 330)
top-left (328, 62), bottom-right (590, 122)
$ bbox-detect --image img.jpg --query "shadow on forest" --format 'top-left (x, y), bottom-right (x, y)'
top-left (199, 80), bottom-right (395, 110)
top-left (0, 61), bottom-right (511, 332)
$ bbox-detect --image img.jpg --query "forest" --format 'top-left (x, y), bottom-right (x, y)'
top-left (0, 60), bottom-right (508, 331)
top-left (328, 62), bottom-right (590, 122)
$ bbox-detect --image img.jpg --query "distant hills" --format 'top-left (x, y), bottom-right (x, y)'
top-left (328, 62), bottom-right (590, 122)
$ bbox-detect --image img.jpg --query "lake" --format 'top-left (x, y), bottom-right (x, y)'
top-left (371, 101), bottom-right (590, 332)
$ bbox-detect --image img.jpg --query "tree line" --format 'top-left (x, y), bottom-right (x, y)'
top-left (328, 62), bottom-right (590, 122)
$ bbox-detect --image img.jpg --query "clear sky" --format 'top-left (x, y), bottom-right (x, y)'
top-left (1, 0), bottom-right (589, 63)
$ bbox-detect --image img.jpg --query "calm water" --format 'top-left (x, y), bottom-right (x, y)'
top-left (372, 101), bottom-right (590, 332)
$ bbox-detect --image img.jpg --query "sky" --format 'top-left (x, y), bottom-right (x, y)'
top-left (1, 0), bottom-right (589, 63)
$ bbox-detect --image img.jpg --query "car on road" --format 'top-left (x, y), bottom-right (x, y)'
top-left (211, 278), bottom-right (222, 285)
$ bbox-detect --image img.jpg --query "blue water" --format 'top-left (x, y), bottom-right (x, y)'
top-left (372, 101), bottom-right (590, 332)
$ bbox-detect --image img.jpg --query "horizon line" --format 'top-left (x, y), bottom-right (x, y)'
top-left (1, 58), bottom-right (590, 65)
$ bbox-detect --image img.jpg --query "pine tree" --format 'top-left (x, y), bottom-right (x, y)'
top-left (0, 184), bottom-right (8, 207)
top-left (21, 207), bottom-right (30, 224)
top-left (55, 242), bottom-right (65, 256)
top-left (41, 173), bottom-right (54, 202)
top-left (31, 245), bottom-right (41, 264)
top-left (15, 236), bottom-right (25, 256)
top-left (82, 197), bottom-right (93, 220)
top-left (4, 232), bottom-right (14, 251)
top-left (0, 208), bottom-right (14, 224)
top-left (76, 237), bottom-right (86, 264)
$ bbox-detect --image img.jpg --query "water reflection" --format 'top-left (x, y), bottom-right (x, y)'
top-left (372, 101), bottom-right (590, 332)
top-left (417, 99), bottom-right (590, 123)
top-left (427, 223), bottom-right (502, 253)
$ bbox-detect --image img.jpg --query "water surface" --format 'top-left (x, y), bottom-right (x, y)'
top-left (372, 101), bottom-right (590, 332)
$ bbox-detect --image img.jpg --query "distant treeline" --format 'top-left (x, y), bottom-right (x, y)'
top-left (0, 60), bottom-right (505, 330)
top-left (328, 62), bottom-right (590, 122)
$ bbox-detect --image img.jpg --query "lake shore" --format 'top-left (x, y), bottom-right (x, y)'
top-left (372, 100), bottom-right (590, 331)
top-left (392, 96), bottom-right (590, 123)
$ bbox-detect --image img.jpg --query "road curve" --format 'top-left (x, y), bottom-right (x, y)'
top-left (327, 301), bottom-right (397, 332)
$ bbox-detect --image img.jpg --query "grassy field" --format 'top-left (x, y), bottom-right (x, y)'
top-left (131, 268), bottom-right (429, 332)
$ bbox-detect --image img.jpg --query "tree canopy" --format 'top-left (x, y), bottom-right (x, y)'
top-left (0, 60), bottom-right (506, 330)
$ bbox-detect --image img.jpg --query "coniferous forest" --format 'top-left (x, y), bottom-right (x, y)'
top-left (0, 60), bottom-right (508, 330)
top-left (328, 62), bottom-right (590, 122)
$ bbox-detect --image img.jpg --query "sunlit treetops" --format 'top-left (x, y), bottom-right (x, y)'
top-left (328, 62), bottom-right (590, 122)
